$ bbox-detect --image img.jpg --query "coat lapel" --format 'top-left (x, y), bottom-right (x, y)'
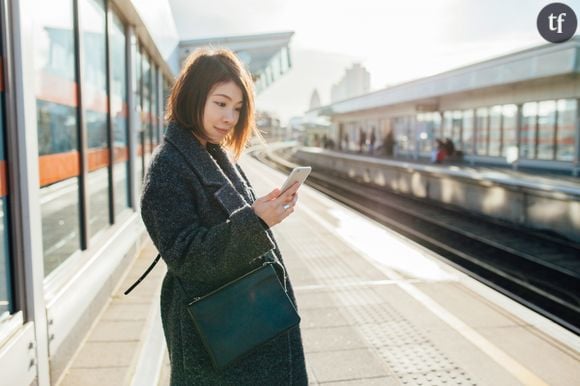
top-left (207, 145), bottom-right (254, 204)
top-left (164, 122), bottom-right (230, 188)
top-left (164, 122), bottom-right (253, 206)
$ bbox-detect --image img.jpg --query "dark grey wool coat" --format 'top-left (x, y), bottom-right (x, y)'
top-left (140, 123), bottom-right (307, 385)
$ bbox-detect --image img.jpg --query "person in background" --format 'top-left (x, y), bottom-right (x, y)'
top-left (444, 137), bottom-right (456, 158)
top-left (140, 47), bottom-right (308, 385)
top-left (359, 128), bottom-right (366, 153)
top-left (383, 131), bottom-right (394, 157)
top-left (432, 138), bottom-right (447, 163)
top-left (369, 129), bottom-right (376, 154)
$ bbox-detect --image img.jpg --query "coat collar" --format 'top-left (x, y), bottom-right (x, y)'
top-left (164, 122), bottom-right (230, 188)
top-left (164, 122), bottom-right (253, 205)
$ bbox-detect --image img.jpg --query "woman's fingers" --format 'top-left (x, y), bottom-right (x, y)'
top-left (257, 188), bottom-right (280, 202)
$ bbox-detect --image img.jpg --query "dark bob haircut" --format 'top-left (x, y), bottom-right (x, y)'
top-left (165, 47), bottom-right (259, 159)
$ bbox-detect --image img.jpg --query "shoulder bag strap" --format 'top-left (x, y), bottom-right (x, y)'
top-left (123, 253), bottom-right (161, 295)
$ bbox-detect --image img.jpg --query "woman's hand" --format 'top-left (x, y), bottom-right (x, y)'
top-left (252, 182), bottom-right (300, 227)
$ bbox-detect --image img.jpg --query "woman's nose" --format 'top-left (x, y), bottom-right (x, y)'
top-left (223, 109), bottom-right (236, 124)
top-left (223, 110), bottom-right (233, 122)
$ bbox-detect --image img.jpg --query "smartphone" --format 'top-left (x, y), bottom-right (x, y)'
top-left (280, 166), bottom-right (312, 194)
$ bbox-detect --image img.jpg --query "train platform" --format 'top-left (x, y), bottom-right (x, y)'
top-left (307, 147), bottom-right (580, 194)
top-left (58, 155), bottom-right (579, 386)
top-left (289, 147), bottom-right (580, 244)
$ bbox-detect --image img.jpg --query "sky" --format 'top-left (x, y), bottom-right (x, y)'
top-left (168, 0), bottom-right (580, 125)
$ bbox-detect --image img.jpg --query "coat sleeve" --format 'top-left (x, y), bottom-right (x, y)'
top-left (140, 155), bottom-right (276, 285)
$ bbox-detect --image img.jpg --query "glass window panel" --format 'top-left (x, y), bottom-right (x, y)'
top-left (416, 112), bottom-right (438, 155)
top-left (451, 111), bottom-right (462, 150)
top-left (556, 99), bottom-right (576, 161)
top-left (34, 0), bottom-right (81, 275)
top-left (502, 104), bottom-right (518, 158)
top-left (475, 108), bottom-right (488, 155)
top-left (520, 102), bottom-right (537, 159)
top-left (81, 0), bottom-right (109, 238)
top-left (488, 105), bottom-right (502, 157)
top-left (134, 44), bottom-right (143, 192)
top-left (151, 66), bottom-right (158, 147)
top-left (110, 12), bottom-right (130, 215)
top-left (393, 117), bottom-right (410, 152)
top-left (0, 34), bottom-right (13, 319)
top-left (538, 100), bottom-right (556, 160)
top-left (443, 111), bottom-right (453, 139)
top-left (462, 110), bottom-right (474, 155)
top-left (142, 54), bottom-right (152, 167)
top-left (406, 117), bottom-right (416, 154)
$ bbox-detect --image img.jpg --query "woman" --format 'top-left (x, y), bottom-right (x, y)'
top-left (140, 48), bottom-right (308, 385)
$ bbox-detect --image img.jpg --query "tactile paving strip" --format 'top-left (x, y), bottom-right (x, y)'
top-left (278, 219), bottom-right (480, 386)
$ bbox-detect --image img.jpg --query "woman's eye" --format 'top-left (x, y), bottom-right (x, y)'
top-left (215, 101), bottom-right (226, 107)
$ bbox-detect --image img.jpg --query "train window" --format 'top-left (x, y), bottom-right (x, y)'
top-left (502, 104), bottom-right (518, 159)
top-left (35, 0), bottom-right (82, 275)
top-left (475, 108), bottom-right (489, 155)
top-left (110, 11), bottom-right (131, 215)
top-left (151, 66), bottom-right (159, 147)
top-left (0, 21), bottom-right (13, 320)
top-left (488, 105), bottom-right (502, 157)
top-left (134, 44), bottom-right (143, 193)
top-left (537, 100), bottom-right (557, 160)
top-left (462, 110), bottom-right (474, 155)
top-left (520, 102), bottom-right (538, 159)
top-left (556, 99), bottom-right (576, 162)
top-left (142, 54), bottom-right (152, 168)
top-left (81, 0), bottom-right (111, 239)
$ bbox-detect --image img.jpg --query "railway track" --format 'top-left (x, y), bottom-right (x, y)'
top-left (252, 148), bottom-right (580, 335)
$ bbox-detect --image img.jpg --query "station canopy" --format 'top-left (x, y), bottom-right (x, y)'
top-left (179, 31), bottom-right (294, 93)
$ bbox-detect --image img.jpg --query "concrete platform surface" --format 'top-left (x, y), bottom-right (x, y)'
top-left (59, 155), bottom-right (579, 386)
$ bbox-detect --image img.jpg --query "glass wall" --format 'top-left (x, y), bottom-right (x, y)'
top-left (462, 110), bottom-right (474, 155)
top-left (81, 0), bottom-right (110, 239)
top-left (475, 108), bottom-right (488, 155)
top-left (134, 44), bottom-right (143, 192)
top-left (151, 66), bottom-right (159, 146)
top-left (0, 23), bottom-right (13, 321)
top-left (443, 111), bottom-right (462, 150)
top-left (393, 116), bottom-right (412, 153)
top-left (520, 99), bottom-right (576, 161)
top-left (520, 102), bottom-right (538, 159)
top-left (502, 104), bottom-right (518, 158)
top-left (488, 105), bottom-right (502, 157)
top-left (110, 12), bottom-right (130, 216)
top-left (142, 54), bottom-right (152, 168)
top-left (537, 100), bottom-right (557, 160)
top-left (35, 0), bottom-right (82, 275)
top-left (556, 99), bottom-right (577, 161)
top-left (416, 112), bottom-right (440, 156)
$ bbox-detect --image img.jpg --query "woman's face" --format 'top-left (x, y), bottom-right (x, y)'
top-left (202, 81), bottom-right (243, 145)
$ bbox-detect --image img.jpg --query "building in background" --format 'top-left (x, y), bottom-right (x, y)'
top-left (310, 89), bottom-right (321, 110)
top-left (330, 63), bottom-right (371, 103)
top-left (310, 38), bottom-right (580, 175)
top-left (256, 110), bottom-right (285, 141)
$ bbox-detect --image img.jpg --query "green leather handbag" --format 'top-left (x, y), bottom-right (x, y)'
top-left (185, 262), bottom-right (301, 370)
